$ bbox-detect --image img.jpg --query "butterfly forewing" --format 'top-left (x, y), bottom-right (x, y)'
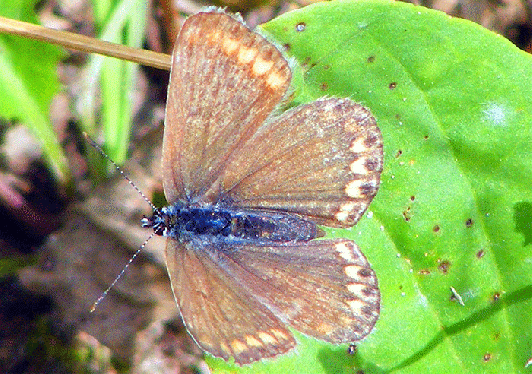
top-left (163, 11), bottom-right (291, 203)
top-left (212, 98), bottom-right (383, 227)
top-left (165, 240), bottom-right (296, 364)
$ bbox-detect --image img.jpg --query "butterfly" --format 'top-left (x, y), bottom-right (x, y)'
top-left (141, 9), bottom-right (383, 365)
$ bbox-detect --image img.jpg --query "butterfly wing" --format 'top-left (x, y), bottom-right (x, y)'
top-left (165, 240), bottom-right (296, 365)
top-left (165, 238), bottom-right (379, 363)
top-left (218, 239), bottom-right (380, 343)
top-left (212, 98), bottom-right (383, 227)
top-left (162, 11), bottom-right (291, 203)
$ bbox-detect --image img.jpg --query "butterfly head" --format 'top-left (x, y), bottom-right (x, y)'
top-left (141, 207), bottom-right (169, 236)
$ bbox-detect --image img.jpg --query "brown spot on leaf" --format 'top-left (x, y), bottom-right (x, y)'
top-left (476, 249), bottom-right (485, 259)
top-left (466, 218), bottom-right (473, 227)
top-left (433, 225), bottom-right (440, 233)
top-left (403, 206), bottom-right (411, 221)
top-left (438, 260), bottom-right (450, 274)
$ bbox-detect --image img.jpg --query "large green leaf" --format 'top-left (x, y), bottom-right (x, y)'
top-left (208, 1), bottom-right (532, 372)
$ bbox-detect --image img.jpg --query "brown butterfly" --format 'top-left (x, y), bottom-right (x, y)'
top-left (142, 10), bottom-right (383, 365)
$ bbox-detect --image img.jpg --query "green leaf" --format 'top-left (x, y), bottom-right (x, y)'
top-left (80, 0), bottom-right (147, 170)
top-left (209, 1), bottom-right (532, 372)
top-left (0, 0), bottom-right (68, 182)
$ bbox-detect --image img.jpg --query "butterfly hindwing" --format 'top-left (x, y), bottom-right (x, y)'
top-left (165, 238), bottom-right (379, 364)
top-left (215, 239), bottom-right (380, 342)
top-left (212, 98), bottom-right (383, 228)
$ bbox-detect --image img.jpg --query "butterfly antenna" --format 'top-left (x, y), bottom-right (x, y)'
top-left (83, 132), bottom-right (158, 312)
top-left (90, 233), bottom-right (155, 312)
top-left (83, 132), bottom-right (157, 211)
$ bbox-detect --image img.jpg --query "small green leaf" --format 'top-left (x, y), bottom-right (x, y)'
top-left (0, 0), bottom-right (68, 182)
top-left (81, 0), bottom-right (147, 170)
top-left (208, 1), bottom-right (532, 373)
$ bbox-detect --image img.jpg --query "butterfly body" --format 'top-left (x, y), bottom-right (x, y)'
top-left (142, 204), bottom-right (319, 244)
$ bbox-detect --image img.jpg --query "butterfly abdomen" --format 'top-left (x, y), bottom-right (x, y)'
top-left (229, 210), bottom-right (318, 243)
top-left (143, 204), bottom-right (318, 244)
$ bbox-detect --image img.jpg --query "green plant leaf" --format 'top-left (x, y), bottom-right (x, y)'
top-left (80, 0), bottom-right (147, 170)
top-left (208, 1), bottom-right (532, 372)
top-left (0, 0), bottom-right (68, 182)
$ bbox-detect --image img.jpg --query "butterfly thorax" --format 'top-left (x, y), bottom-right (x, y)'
top-left (141, 203), bottom-right (319, 244)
